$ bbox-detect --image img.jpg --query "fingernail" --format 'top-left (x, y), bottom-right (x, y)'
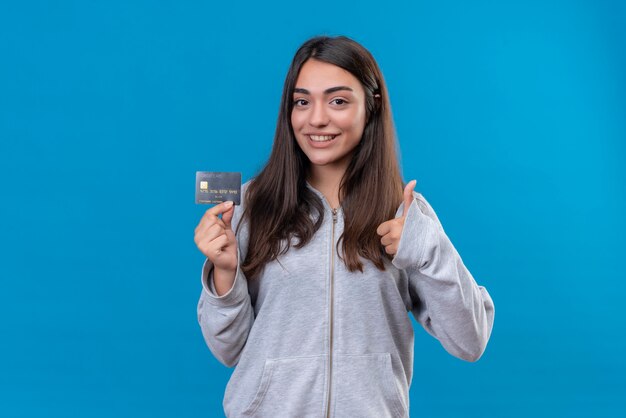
top-left (224, 201), bottom-right (233, 207)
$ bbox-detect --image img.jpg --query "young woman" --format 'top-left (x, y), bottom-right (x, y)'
top-left (194, 35), bottom-right (495, 418)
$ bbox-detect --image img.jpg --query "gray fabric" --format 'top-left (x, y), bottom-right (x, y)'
top-left (197, 180), bottom-right (495, 417)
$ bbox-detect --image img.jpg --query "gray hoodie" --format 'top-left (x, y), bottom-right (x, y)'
top-left (197, 180), bottom-right (495, 418)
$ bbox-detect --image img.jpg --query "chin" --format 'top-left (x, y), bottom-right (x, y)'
top-left (304, 153), bottom-right (336, 166)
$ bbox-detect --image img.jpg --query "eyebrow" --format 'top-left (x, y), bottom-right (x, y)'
top-left (293, 86), bottom-right (354, 95)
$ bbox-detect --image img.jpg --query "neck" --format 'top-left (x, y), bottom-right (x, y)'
top-left (307, 163), bottom-right (348, 210)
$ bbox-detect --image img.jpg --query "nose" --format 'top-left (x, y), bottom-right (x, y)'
top-left (308, 103), bottom-right (330, 127)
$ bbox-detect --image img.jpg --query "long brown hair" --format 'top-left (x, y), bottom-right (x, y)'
top-left (239, 35), bottom-right (404, 280)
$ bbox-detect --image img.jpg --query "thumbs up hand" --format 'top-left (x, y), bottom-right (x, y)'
top-left (194, 200), bottom-right (238, 273)
top-left (376, 180), bottom-right (417, 256)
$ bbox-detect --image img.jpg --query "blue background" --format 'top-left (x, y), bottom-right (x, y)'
top-left (1, 0), bottom-right (625, 417)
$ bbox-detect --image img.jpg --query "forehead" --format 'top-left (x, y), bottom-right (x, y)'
top-left (294, 59), bottom-right (363, 93)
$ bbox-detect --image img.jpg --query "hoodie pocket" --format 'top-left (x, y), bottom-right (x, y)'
top-left (332, 352), bottom-right (407, 418)
top-left (241, 354), bottom-right (326, 417)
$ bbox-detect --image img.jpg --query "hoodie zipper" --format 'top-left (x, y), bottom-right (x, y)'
top-left (325, 207), bottom-right (338, 418)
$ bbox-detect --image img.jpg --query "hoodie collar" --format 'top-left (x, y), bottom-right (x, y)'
top-left (305, 181), bottom-right (342, 212)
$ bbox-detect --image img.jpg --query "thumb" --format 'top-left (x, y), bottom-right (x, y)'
top-left (221, 202), bottom-right (235, 230)
top-left (402, 180), bottom-right (417, 217)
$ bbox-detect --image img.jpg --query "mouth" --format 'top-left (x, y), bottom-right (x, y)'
top-left (308, 134), bottom-right (338, 142)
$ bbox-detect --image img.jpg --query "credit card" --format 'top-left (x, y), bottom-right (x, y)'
top-left (195, 171), bottom-right (241, 205)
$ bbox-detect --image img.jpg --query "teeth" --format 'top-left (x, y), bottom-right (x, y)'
top-left (309, 135), bottom-right (337, 142)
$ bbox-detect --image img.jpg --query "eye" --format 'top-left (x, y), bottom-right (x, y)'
top-left (293, 98), bottom-right (309, 107)
top-left (331, 98), bottom-right (348, 105)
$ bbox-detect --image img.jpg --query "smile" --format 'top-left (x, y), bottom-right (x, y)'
top-left (308, 134), bottom-right (337, 142)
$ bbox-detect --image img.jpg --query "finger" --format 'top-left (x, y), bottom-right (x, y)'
top-left (223, 227), bottom-right (236, 243)
top-left (380, 228), bottom-right (400, 246)
top-left (199, 229), bottom-right (228, 252)
top-left (196, 216), bottom-right (226, 238)
top-left (380, 234), bottom-right (392, 247)
top-left (205, 201), bottom-right (235, 221)
top-left (222, 204), bottom-right (235, 230)
top-left (196, 210), bottom-right (227, 234)
top-left (209, 233), bottom-right (230, 251)
top-left (198, 223), bottom-right (225, 245)
top-left (376, 220), bottom-right (394, 236)
top-left (401, 180), bottom-right (417, 217)
top-left (200, 233), bottom-right (230, 258)
top-left (384, 243), bottom-right (398, 255)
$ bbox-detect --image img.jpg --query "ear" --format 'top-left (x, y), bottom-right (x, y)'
top-left (365, 91), bottom-right (381, 124)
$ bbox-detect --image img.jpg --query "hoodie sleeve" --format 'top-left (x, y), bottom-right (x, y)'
top-left (392, 192), bottom-right (495, 362)
top-left (196, 185), bottom-right (255, 368)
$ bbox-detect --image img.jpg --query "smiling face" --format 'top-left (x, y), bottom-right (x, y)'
top-left (291, 59), bottom-right (367, 173)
